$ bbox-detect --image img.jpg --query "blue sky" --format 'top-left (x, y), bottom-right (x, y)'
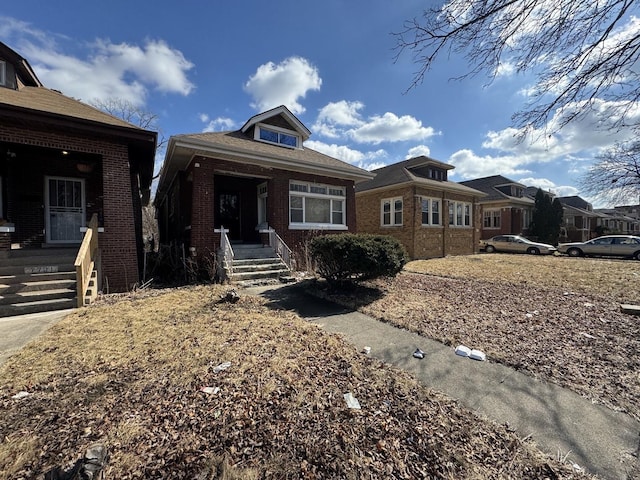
top-left (2, 1), bottom-right (639, 206)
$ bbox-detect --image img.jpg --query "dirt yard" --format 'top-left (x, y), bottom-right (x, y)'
top-left (318, 254), bottom-right (640, 423)
top-left (0, 284), bottom-right (592, 479)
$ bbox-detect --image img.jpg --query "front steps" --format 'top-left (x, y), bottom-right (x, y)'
top-left (0, 248), bottom-right (77, 317)
top-left (229, 244), bottom-right (291, 286)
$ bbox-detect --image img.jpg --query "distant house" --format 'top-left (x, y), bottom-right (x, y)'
top-left (0, 41), bottom-right (156, 315)
top-left (459, 175), bottom-right (534, 239)
top-left (154, 105), bottom-right (374, 277)
top-left (557, 196), bottom-right (598, 242)
top-left (355, 156), bottom-right (485, 258)
top-left (594, 206), bottom-right (640, 235)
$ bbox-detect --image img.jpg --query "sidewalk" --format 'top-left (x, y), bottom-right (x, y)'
top-left (0, 309), bottom-right (72, 366)
top-left (248, 283), bottom-right (640, 480)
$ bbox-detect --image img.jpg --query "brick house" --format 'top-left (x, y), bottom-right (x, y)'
top-left (355, 156), bottom-right (485, 258)
top-left (0, 42), bottom-right (156, 299)
top-left (154, 105), bottom-right (374, 271)
top-left (557, 196), bottom-right (598, 242)
top-left (459, 175), bottom-right (534, 239)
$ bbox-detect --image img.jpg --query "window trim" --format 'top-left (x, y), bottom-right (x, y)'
top-left (288, 180), bottom-right (347, 230)
top-left (421, 197), bottom-right (441, 226)
top-left (254, 122), bottom-right (301, 149)
top-left (0, 61), bottom-right (5, 86)
top-left (448, 200), bottom-right (473, 227)
top-left (381, 197), bottom-right (403, 226)
top-left (483, 209), bottom-right (501, 229)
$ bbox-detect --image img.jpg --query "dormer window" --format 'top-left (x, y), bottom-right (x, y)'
top-left (255, 123), bottom-right (300, 148)
top-left (0, 61), bottom-right (6, 87)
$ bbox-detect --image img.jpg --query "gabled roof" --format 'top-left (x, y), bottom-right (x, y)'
top-left (459, 175), bottom-right (533, 204)
top-left (156, 124), bottom-right (375, 202)
top-left (558, 195), bottom-right (592, 210)
top-left (355, 156), bottom-right (485, 197)
top-left (241, 105), bottom-right (311, 141)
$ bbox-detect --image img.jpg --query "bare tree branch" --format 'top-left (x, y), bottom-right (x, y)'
top-left (394, 0), bottom-right (640, 132)
top-left (579, 140), bottom-right (640, 205)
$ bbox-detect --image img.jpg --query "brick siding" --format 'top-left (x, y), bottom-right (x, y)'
top-left (0, 121), bottom-right (142, 292)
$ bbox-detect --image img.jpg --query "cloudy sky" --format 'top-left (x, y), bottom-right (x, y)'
top-left (2, 0), bottom-right (639, 206)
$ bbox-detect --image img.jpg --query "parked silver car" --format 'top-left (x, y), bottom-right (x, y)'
top-left (480, 235), bottom-right (557, 255)
top-left (558, 235), bottom-right (640, 260)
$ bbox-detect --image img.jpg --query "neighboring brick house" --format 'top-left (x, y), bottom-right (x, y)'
top-left (0, 41), bottom-right (156, 292)
top-left (594, 206), bottom-right (640, 235)
top-left (154, 105), bottom-right (374, 266)
top-left (557, 196), bottom-right (598, 242)
top-left (459, 175), bottom-right (534, 239)
top-left (355, 156), bottom-right (485, 258)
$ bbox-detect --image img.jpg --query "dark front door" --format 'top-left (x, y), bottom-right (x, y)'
top-left (218, 192), bottom-right (241, 240)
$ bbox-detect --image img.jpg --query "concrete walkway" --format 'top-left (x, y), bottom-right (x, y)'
top-left (0, 309), bottom-right (73, 366)
top-left (248, 283), bottom-right (640, 480)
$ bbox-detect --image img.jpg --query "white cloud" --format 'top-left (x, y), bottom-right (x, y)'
top-left (305, 140), bottom-right (387, 170)
top-left (447, 149), bottom-right (532, 179)
top-left (1, 18), bottom-right (195, 106)
top-left (349, 112), bottom-right (438, 144)
top-left (406, 145), bottom-right (431, 159)
top-left (244, 57), bottom-right (322, 115)
top-left (201, 116), bottom-right (236, 133)
top-left (518, 177), bottom-right (579, 197)
top-left (312, 101), bottom-right (365, 138)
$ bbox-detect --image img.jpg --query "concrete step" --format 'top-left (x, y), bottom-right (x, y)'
top-left (0, 271), bottom-right (76, 285)
top-left (0, 278), bottom-right (76, 295)
top-left (1, 253), bottom-right (76, 267)
top-left (5, 248), bottom-right (77, 258)
top-left (231, 269), bottom-right (291, 282)
top-left (232, 244), bottom-right (279, 260)
top-left (0, 263), bottom-right (76, 276)
top-left (232, 262), bottom-right (287, 274)
top-left (0, 297), bottom-right (76, 317)
top-left (0, 288), bottom-right (76, 306)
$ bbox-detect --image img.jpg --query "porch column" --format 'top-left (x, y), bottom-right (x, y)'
top-left (190, 159), bottom-right (216, 259)
top-left (101, 147), bottom-right (139, 292)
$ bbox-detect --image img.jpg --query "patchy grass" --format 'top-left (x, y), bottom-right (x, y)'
top-left (0, 285), bottom-right (589, 479)
top-left (320, 254), bottom-right (640, 422)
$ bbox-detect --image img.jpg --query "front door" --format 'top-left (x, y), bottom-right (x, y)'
top-left (45, 176), bottom-right (85, 243)
top-left (218, 192), bottom-right (241, 241)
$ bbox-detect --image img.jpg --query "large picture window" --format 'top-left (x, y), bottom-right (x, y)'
top-left (421, 197), bottom-right (441, 226)
top-left (382, 197), bottom-right (403, 226)
top-left (448, 201), bottom-right (472, 227)
top-left (289, 181), bottom-right (346, 229)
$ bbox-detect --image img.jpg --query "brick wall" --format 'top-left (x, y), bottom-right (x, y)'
top-left (180, 155), bottom-right (357, 264)
top-left (0, 121), bottom-right (142, 292)
top-left (356, 184), bottom-right (481, 259)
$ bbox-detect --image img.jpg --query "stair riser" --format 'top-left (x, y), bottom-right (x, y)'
top-left (0, 299), bottom-right (76, 317)
top-left (0, 280), bottom-right (76, 294)
top-left (231, 270), bottom-right (289, 281)
top-left (232, 264), bottom-right (286, 274)
top-left (0, 290), bottom-right (76, 306)
top-left (1, 255), bottom-right (77, 267)
top-left (0, 265), bottom-right (76, 276)
top-left (0, 272), bottom-right (76, 285)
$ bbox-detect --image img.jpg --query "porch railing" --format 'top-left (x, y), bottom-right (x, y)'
top-left (74, 213), bottom-right (99, 307)
top-left (217, 226), bottom-right (234, 280)
top-left (264, 228), bottom-right (294, 271)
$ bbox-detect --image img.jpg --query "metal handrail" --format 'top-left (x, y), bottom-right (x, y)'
top-left (219, 226), bottom-right (234, 277)
top-left (74, 213), bottom-right (99, 307)
top-left (267, 228), bottom-right (293, 271)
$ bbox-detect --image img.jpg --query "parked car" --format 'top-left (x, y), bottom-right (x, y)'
top-left (480, 235), bottom-right (557, 255)
top-left (558, 235), bottom-right (640, 260)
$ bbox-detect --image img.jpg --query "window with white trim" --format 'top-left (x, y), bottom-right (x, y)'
top-left (289, 181), bottom-right (346, 228)
top-left (0, 61), bottom-right (5, 87)
top-left (483, 210), bottom-right (501, 228)
top-left (448, 201), bottom-right (472, 227)
top-left (421, 197), bottom-right (441, 225)
top-left (382, 197), bottom-right (403, 226)
top-left (255, 123), bottom-right (300, 148)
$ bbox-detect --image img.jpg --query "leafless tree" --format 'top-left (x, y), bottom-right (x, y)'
top-left (580, 140), bottom-right (640, 205)
top-left (90, 98), bottom-right (167, 155)
top-left (90, 98), bottom-right (165, 243)
top-left (394, 0), bottom-right (640, 133)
